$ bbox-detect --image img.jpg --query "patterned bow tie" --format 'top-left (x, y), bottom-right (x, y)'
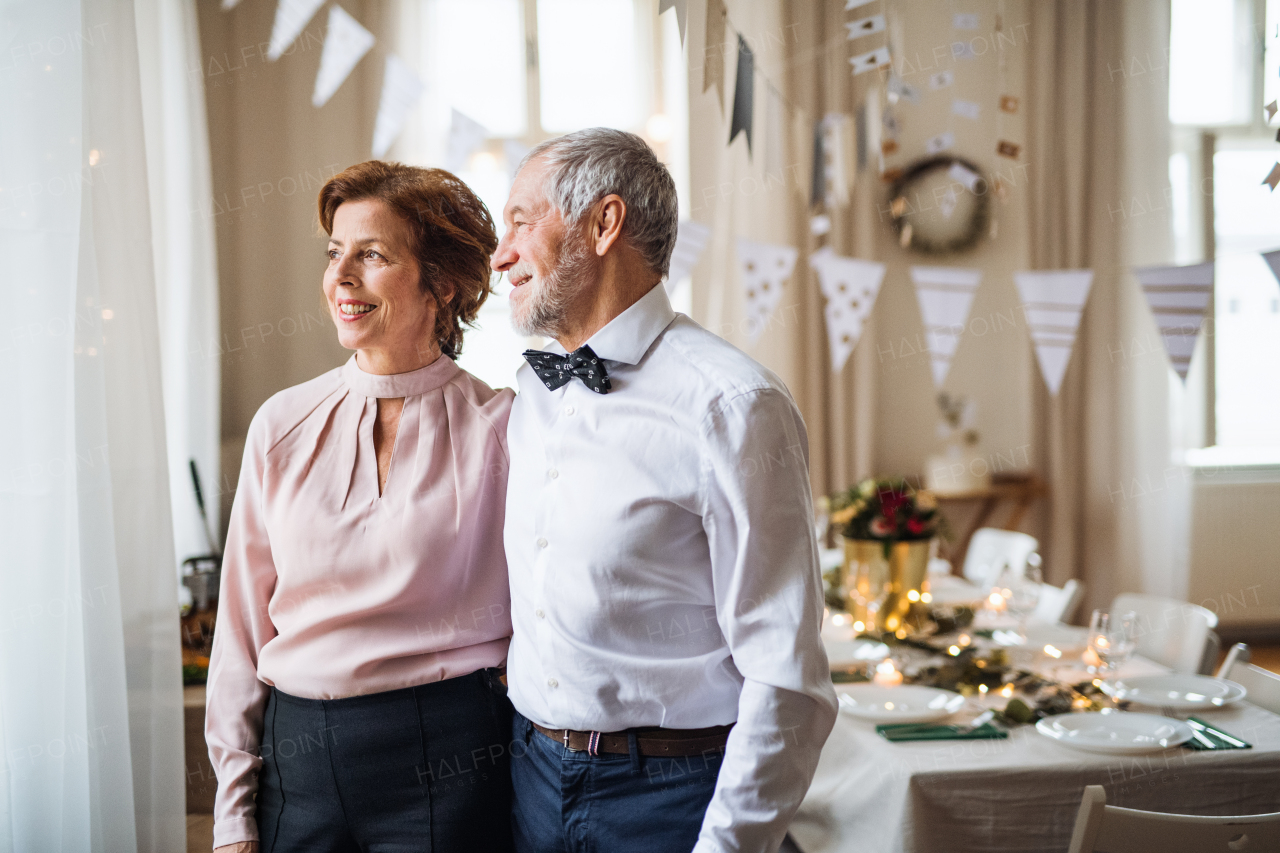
top-left (522, 345), bottom-right (612, 394)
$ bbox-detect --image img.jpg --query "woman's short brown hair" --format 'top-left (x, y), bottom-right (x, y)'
top-left (318, 161), bottom-right (497, 359)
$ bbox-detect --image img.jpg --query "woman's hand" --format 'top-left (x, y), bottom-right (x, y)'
top-left (214, 844), bottom-right (258, 853)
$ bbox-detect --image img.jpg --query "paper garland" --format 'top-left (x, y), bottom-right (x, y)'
top-left (729, 35), bottom-right (755, 155)
top-left (1263, 248), bottom-right (1280, 286)
top-left (1014, 270), bottom-right (1094, 396)
top-left (1132, 262), bottom-right (1214, 380)
top-left (846, 14), bottom-right (887, 39)
top-left (267, 0), bottom-right (325, 61)
top-left (444, 108), bottom-right (488, 174)
top-left (820, 114), bottom-right (853, 208)
top-left (703, 0), bottom-right (727, 111)
top-left (371, 55), bottom-right (424, 158)
top-left (850, 46), bottom-right (891, 75)
top-left (665, 220), bottom-right (712, 294)
top-left (312, 6), bottom-right (374, 107)
top-left (911, 266), bottom-right (983, 386)
top-left (811, 248), bottom-right (886, 372)
top-left (659, 0), bottom-right (687, 45)
top-left (737, 239), bottom-right (798, 343)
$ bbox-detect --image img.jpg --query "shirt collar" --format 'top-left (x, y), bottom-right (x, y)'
top-left (557, 283), bottom-right (676, 365)
top-left (341, 352), bottom-right (459, 397)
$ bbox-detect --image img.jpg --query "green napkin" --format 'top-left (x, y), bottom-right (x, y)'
top-left (1183, 717), bottom-right (1251, 751)
top-left (876, 722), bottom-right (1008, 742)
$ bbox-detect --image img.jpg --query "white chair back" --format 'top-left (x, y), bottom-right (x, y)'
top-left (1030, 578), bottom-right (1083, 625)
top-left (1221, 657), bottom-right (1280, 715)
top-left (1067, 785), bottom-right (1280, 853)
top-left (1111, 593), bottom-right (1218, 674)
top-left (962, 528), bottom-right (1038, 588)
top-left (1217, 642), bottom-right (1251, 678)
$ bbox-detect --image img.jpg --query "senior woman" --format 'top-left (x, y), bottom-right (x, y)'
top-left (206, 162), bottom-right (515, 853)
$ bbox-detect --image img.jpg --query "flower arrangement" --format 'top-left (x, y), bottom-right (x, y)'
top-left (829, 477), bottom-right (941, 543)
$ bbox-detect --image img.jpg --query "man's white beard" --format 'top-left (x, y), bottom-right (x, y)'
top-left (510, 233), bottom-right (594, 339)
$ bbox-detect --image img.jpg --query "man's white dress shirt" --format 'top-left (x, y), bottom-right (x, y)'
top-left (505, 283), bottom-right (838, 853)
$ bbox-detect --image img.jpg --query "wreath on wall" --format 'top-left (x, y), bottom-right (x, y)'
top-left (887, 155), bottom-right (991, 256)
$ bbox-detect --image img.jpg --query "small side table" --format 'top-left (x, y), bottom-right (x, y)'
top-left (933, 472), bottom-right (1047, 575)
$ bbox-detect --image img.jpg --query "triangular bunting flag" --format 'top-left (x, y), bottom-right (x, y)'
top-left (371, 55), bottom-right (424, 158)
top-left (659, 0), bottom-right (687, 45)
top-left (1014, 269), bottom-right (1094, 395)
top-left (910, 266), bottom-right (983, 386)
top-left (445, 109), bottom-right (489, 174)
top-left (504, 139), bottom-right (531, 183)
top-left (850, 46), bottom-right (891, 75)
top-left (1262, 248), bottom-right (1280, 287)
top-left (811, 248), bottom-right (886, 372)
top-left (729, 35), bottom-right (755, 155)
top-left (737, 239), bottom-right (798, 343)
top-left (1133, 262), bottom-right (1214, 380)
top-left (703, 0), bottom-right (727, 111)
top-left (267, 0), bottom-right (326, 61)
top-left (312, 6), bottom-right (375, 108)
top-left (665, 220), bottom-right (711, 294)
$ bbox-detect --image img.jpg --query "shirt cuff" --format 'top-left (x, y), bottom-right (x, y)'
top-left (212, 816), bottom-right (259, 849)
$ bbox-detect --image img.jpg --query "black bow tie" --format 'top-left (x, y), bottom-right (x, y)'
top-left (523, 345), bottom-right (612, 394)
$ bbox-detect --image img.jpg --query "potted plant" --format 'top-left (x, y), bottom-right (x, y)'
top-left (829, 477), bottom-right (942, 635)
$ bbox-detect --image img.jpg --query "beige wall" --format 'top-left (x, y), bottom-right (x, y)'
top-left (1189, 470), bottom-right (1280, 635)
top-left (195, 0), bottom-right (386, 533)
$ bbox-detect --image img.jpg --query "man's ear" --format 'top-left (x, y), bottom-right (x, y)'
top-left (591, 194), bottom-right (627, 257)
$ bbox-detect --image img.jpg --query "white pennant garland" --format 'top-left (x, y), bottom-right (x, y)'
top-left (267, 0), bottom-right (326, 61)
top-left (446, 109), bottom-right (489, 174)
top-left (820, 113), bottom-right (852, 208)
top-left (659, 0), bottom-right (687, 44)
top-left (1262, 248), bottom-right (1280, 286)
top-left (911, 266), bottom-right (983, 386)
top-left (666, 220), bottom-right (711, 294)
top-left (737, 239), bottom-right (798, 343)
top-left (1014, 269), bottom-right (1094, 396)
top-left (371, 55), bottom-right (424, 158)
top-left (312, 6), bottom-right (374, 107)
top-left (1133, 262), bottom-right (1214, 380)
top-left (811, 248), bottom-right (885, 372)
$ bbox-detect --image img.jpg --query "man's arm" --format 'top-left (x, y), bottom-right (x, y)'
top-left (694, 387), bottom-right (838, 853)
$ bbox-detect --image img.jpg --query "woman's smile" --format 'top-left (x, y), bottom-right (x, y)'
top-left (338, 298), bottom-right (377, 321)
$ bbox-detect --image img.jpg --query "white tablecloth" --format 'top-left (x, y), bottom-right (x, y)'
top-left (792, 636), bottom-right (1280, 853)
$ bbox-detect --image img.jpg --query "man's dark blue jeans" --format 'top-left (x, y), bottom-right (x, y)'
top-left (510, 710), bottom-right (724, 853)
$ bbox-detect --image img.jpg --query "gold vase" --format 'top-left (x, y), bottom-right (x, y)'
top-left (841, 539), bottom-right (932, 635)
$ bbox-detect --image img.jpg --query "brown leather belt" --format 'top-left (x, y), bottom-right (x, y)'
top-left (531, 721), bottom-right (734, 757)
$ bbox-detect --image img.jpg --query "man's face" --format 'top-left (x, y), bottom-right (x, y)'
top-left (492, 157), bottom-right (594, 338)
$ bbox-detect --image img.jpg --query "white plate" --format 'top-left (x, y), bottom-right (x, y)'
top-left (838, 685), bottom-right (966, 723)
top-left (1035, 711), bottom-right (1193, 755)
top-left (826, 638), bottom-right (891, 668)
top-left (1109, 675), bottom-right (1247, 710)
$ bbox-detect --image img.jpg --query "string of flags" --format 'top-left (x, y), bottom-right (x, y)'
top-left (736, 239), bottom-right (799, 344)
top-left (1133, 262), bottom-right (1215, 381)
top-left (910, 266), bottom-right (983, 386)
top-left (1013, 270), bottom-right (1094, 396)
top-left (234, 0), bottom-right (425, 158)
top-left (810, 248), bottom-right (885, 372)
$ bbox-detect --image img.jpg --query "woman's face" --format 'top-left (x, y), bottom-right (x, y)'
top-left (324, 198), bottom-right (441, 373)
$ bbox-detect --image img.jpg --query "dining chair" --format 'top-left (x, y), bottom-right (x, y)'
top-left (1219, 655), bottom-right (1280, 715)
top-left (1110, 593), bottom-right (1218, 674)
top-left (962, 528), bottom-right (1038, 588)
top-left (1217, 642), bottom-right (1251, 678)
top-left (1066, 785), bottom-right (1280, 853)
top-left (1030, 578), bottom-right (1083, 625)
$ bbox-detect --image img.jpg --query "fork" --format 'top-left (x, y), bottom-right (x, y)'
top-left (1162, 705), bottom-right (1218, 749)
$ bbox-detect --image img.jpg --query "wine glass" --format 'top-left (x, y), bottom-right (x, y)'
top-left (1086, 610), bottom-right (1137, 681)
top-left (989, 561), bottom-right (1042, 644)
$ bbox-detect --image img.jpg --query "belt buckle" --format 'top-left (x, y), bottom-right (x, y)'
top-left (562, 729), bottom-right (570, 748)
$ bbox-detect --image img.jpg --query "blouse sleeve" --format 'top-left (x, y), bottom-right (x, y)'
top-left (205, 410), bottom-right (279, 848)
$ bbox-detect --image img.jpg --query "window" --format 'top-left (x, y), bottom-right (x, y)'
top-left (414, 0), bottom-right (689, 390)
top-left (1169, 0), bottom-right (1280, 452)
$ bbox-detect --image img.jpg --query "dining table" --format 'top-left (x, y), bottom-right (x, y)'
top-left (790, 617), bottom-right (1280, 853)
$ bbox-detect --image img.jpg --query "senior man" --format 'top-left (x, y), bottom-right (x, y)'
top-left (492, 128), bottom-right (837, 853)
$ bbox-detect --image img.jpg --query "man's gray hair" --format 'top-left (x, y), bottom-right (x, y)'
top-left (521, 128), bottom-right (678, 278)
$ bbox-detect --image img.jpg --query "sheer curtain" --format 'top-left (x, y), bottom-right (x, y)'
top-left (0, 0), bottom-right (185, 850)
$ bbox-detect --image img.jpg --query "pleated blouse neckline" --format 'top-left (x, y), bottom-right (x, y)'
top-left (340, 353), bottom-right (459, 398)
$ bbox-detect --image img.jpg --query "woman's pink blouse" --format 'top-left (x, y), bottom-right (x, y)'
top-left (205, 354), bottom-right (514, 848)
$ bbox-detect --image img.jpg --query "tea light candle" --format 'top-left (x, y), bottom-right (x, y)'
top-left (873, 659), bottom-right (903, 686)
top-left (1082, 647), bottom-right (1102, 668)
top-left (987, 591), bottom-right (1007, 611)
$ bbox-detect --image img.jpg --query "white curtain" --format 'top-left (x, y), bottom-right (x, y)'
top-left (0, 0), bottom-right (186, 850)
top-left (136, 0), bottom-right (223, 575)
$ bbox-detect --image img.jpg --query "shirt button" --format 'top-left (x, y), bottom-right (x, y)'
top-left (547, 677), bottom-right (559, 688)
top-left (535, 609), bottom-right (546, 619)
top-left (536, 537), bottom-right (548, 548)
top-left (548, 469), bottom-right (559, 479)
top-left (564, 406), bottom-right (575, 416)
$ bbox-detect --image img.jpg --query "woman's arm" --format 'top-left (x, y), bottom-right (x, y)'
top-left (205, 412), bottom-right (280, 849)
